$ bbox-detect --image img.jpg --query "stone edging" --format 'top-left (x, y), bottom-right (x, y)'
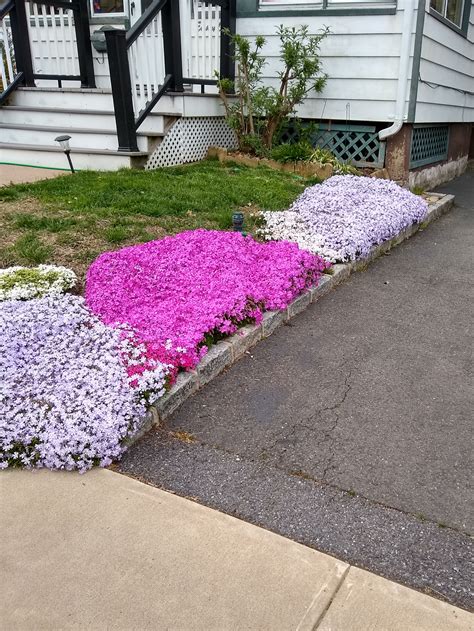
top-left (134, 193), bottom-right (454, 440)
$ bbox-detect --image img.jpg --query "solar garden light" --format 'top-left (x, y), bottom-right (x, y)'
top-left (232, 211), bottom-right (244, 233)
top-left (55, 135), bottom-right (75, 173)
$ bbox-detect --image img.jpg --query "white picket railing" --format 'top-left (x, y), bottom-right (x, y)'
top-left (26, 2), bottom-right (80, 79)
top-left (128, 0), bottom-right (222, 117)
top-left (2, 0), bottom-right (221, 101)
top-left (180, 0), bottom-right (221, 82)
top-left (0, 17), bottom-right (16, 94)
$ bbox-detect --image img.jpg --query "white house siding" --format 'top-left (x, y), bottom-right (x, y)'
top-left (415, 1), bottom-right (474, 123)
top-left (236, 5), bottom-right (419, 123)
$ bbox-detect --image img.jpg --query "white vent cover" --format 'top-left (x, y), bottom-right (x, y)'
top-left (145, 116), bottom-right (237, 169)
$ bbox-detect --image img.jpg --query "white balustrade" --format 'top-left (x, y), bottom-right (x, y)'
top-left (180, 0), bottom-right (221, 82)
top-left (2, 0), bottom-right (222, 101)
top-left (26, 2), bottom-right (80, 80)
top-left (128, 12), bottom-right (166, 117)
top-left (0, 17), bottom-right (16, 94)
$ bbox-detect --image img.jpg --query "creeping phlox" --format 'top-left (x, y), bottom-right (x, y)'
top-left (259, 176), bottom-right (429, 262)
top-left (86, 229), bottom-right (329, 373)
top-left (0, 264), bottom-right (77, 301)
top-left (0, 294), bottom-right (170, 471)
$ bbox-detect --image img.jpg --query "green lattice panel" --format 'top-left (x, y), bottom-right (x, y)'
top-left (279, 123), bottom-right (385, 168)
top-left (410, 125), bottom-right (449, 168)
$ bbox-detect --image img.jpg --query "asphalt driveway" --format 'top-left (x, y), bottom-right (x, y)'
top-left (119, 171), bottom-right (474, 610)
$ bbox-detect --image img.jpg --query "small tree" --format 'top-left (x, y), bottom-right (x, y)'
top-left (217, 25), bottom-right (329, 153)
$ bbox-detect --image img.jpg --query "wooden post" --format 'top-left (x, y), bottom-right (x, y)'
top-left (105, 29), bottom-right (139, 152)
top-left (9, 0), bottom-right (35, 86)
top-left (74, 0), bottom-right (96, 88)
top-left (220, 0), bottom-right (236, 84)
top-left (162, 0), bottom-right (183, 92)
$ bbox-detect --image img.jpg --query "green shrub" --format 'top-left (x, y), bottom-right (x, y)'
top-left (310, 148), bottom-right (361, 175)
top-left (271, 141), bottom-right (314, 164)
top-left (217, 25), bottom-right (329, 152)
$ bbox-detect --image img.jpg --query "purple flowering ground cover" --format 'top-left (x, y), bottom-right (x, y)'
top-left (86, 230), bottom-right (329, 374)
top-left (0, 294), bottom-right (170, 471)
top-left (1, 231), bottom-right (327, 470)
top-left (260, 176), bottom-right (429, 262)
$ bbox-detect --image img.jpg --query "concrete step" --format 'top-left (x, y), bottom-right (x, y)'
top-left (11, 88), bottom-right (223, 118)
top-left (0, 142), bottom-right (148, 171)
top-left (0, 123), bottom-right (160, 152)
top-left (0, 106), bottom-right (178, 135)
top-left (12, 87), bottom-right (115, 111)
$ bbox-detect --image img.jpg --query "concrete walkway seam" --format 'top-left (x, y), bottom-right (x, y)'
top-left (133, 193), bottom-right (455, 437)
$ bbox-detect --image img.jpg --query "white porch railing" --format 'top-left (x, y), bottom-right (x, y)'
top-left (128, 11), bottom-right (166, 117)
top-left (0, 17), bottom-right (16, 94)
top-left (21, 0), bottom-right (221, 95)
top-left (181, 0), bottom-right (221, 83)
top-left (26, 2), bottom-right (80, 80)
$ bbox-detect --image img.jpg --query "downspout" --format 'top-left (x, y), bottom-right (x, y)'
top-left (379, 0), bottom-right (418, 141)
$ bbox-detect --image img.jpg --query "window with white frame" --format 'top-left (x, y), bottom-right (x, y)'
top-left (259, 0), bottom-right (394, 6)
top-left (90, 0), bottom-right (126, 17)
top-left (430, 0), bottom-right (466, 27)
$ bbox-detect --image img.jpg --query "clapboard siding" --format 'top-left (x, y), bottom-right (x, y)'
top-left (415, 1), bottom-right (474, 123)
top-left (237, 7), bottom-right (416, 123)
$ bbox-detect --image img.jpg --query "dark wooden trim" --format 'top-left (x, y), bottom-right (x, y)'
top-left (407, 0), bottom-right (426, 124)
top-left (32, 74), bottom-right (82, 80)
top-left (36, 0), bottom-right (81, 9)
top-left (220, 0), bottom-right (236, 83)
top-left (0, 0), bottom-right (15, 20)
top-left (74, 0), bottom-right (96, 87)
top-left (161, 0), bottom-right (184, 92)
top-left (183, 78), bottom-right (218, 85)
top-left (9, 0), bottom-right (35, 87)
top-left (105, 28), bottom-right (139, 152)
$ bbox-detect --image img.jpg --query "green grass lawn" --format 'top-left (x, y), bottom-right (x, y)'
top-left (0, 160), bottom-right (316, 280)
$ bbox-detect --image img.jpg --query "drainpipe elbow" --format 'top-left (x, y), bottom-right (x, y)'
top-left (378, 120), bottom-right (404, 141)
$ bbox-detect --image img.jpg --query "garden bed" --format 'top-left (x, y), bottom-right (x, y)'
top-left (0, 165), bottom-right (454, 471)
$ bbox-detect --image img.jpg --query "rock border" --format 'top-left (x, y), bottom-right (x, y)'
top-left (139, 193), bottom-right (454, 431)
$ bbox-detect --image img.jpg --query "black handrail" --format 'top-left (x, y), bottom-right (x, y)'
top-left (135, 73), bottom-right (172, 129)
top-left (0, 72), bottom-right (23, 106)
top-left (0, 0), bottom-right (15, 19)
top-left (106, 0), bottom-right (182, 152)
top-left (106, 0), bottom-right (236, 154)
top-left (126, 0), bottom-right (167, 48)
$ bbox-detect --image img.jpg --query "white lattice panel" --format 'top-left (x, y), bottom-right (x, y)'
top-left (145, 117), bottom-right (237, 169)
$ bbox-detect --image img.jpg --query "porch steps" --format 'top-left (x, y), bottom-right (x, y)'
top-left (0, 106), bottom-right (179, 134)
top-left (0, 123), bottom-right (163, 153)
top-left (0, 87), bottom-right (223, 170)
top-left (0, 88), bottom-right (178, 169)
top-left (0, 142), bottom-right (149, 171)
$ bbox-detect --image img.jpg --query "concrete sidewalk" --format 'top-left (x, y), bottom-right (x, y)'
top-left (0, 164), bottom-right (68, 186)
top-left (1, 469), bottom-right (471, 630)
